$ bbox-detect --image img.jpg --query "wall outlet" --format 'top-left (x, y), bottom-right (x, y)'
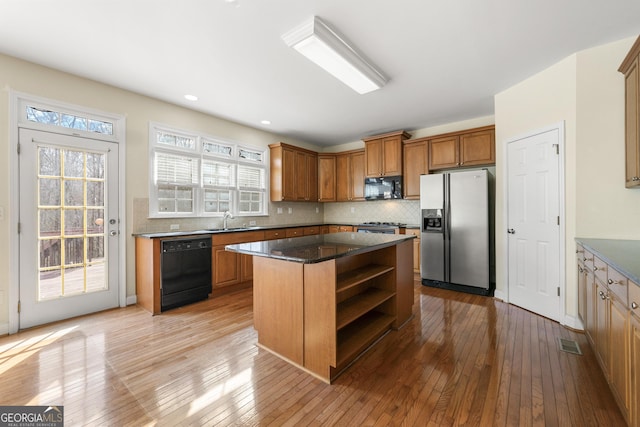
top-left (316, 207), bottom-right (319, 213)
top-left (249, 220), bottom-right (256, 226)
top-left (350, 207), bottom-right (355, 213)
top-left (277, 207), bottom-right (283, 214)
top-left (170, 224), bottom-right (180, 230)
top-left (288, 207), bottom-right (293, 214)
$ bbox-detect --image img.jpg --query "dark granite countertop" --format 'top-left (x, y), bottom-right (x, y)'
top-left (575, 238), bottom-right (640, 285)
top-left (226, 232), bottom-right (415, 264)
top-left (133, 223), bottom-right (355, 239)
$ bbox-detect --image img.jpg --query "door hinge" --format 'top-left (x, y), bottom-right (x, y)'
top-left (552, 143), bottom-right (559, 154)
top-left (17, 301), bottom-right (21, 313)
top-left (557, 287), bottom-right (560, 297)
top-left (557, 216), bottom-right (560, 226)
top-left (17, 222), bottom-right (21, 234)
top-left (17, 143), bottom-right (21, 155)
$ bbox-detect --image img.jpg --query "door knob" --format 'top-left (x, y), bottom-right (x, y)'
top-left (507, 229), bottom-right (515, 234)
top-left (109, 230), bottom-right (118, 236)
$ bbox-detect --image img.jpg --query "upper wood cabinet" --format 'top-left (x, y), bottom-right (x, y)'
top-left (402, 139), bottom-right (428, 199)
top-left (363, 131), bottom-right (411, 177)
top-left (318, 154), bottom-right (337, 202)
top-left (428, 126), bottom-right (495, 170)
top-left (269, 142), bottom-right (318, 202)
top-left (619, 36), bottom-right (640, 188)
top-left (336, 150), bottom-right (365, 201)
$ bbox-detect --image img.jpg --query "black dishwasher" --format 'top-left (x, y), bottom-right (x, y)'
top-left (161, 237), bottom-right (212, 311)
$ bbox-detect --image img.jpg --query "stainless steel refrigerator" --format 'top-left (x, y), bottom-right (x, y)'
top-left (420, 169), bottom-right (490, 295)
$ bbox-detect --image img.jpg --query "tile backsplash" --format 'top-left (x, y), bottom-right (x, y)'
top-left (132, 198), bottom-right (420, 234)
top-left (323, 200), bottom-right (420, 226)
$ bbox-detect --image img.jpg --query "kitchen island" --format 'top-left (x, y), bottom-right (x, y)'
top-left (226, 232), bottom-right (415, 383)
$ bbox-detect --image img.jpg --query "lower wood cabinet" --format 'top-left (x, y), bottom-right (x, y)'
top-left (610, 292), bottom-right (630, 419)
top-left (212, 231), bottom-right (264, 293)
top-left (403, 228), bottom-right (420, 274)
top-left (577, 242), bottom-right (637, 425)
top-left (631, 313), bottom-right (640, 427)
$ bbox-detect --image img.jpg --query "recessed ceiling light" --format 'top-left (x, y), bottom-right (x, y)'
top-left (184, 94), bottom-right (198, 101)
top-left (261, 120), bottom-right (271, 125)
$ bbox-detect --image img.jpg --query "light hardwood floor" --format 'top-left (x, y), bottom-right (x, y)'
top-left (0, 282), bottom-right (626, 426)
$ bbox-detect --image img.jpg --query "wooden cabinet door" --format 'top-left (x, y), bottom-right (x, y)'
top-left (336, 153), bottom-right (350, 201)
top-left (281, 147), bottom-right (296, 200)
top-left (382, 137), bottom-right (402, 176)
top-left (609, 293), bottom-right (630, 420)
top-left (365, 139), bottom-right (383, 177)
top-left (213, 245), bottom-right (240, 288)
top-left (318, 155), bottom-right (336, 202)
top-left (586, 269), bottom-right (597, 345)
top-left (631, 314), bottom-right (640, 427)
top-left (578, 264), bottom-right (587, 327)
top-left (294, 150), bottom-right (307, 200)
top-left (624, 57), bottom-right (640, 188)
top-left (306, 152), bottom-right (318, 201)
top-left (460, 128), bottom-right (495, 167)
top-left (350, 150), bottom-right (366, 200)
top-left (428, 136), bottom-right (459, 170)
top-left (403, 141), bottom-right (428, 199)
top-left (240, 254), bottom-right (253, 283)
top-left (595, 278), bottom-right (609, 373)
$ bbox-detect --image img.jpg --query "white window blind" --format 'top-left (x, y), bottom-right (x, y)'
top-left (156, 152), bottom-right (199, 185)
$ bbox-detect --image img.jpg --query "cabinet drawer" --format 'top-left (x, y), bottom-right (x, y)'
top-left (212, 230), bottom-right (264, 245)
top-left (593, 256), bottom-right (608, 283)
top-left (286, 228), bottom-right (304, 238)
top-left (628, 279), bottom-right (640, 318)
top-left (303, 226), bottom-right (319, 235)
top-left (264, 229), bottom-right (286, 240)
top-left (403, 228), bottom-right (420, 238)
top-left (607, 267), bottom-right (628, 306)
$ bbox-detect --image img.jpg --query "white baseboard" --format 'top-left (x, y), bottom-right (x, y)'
top-left (493, 289), bottom-right (507, 302)
top-left (563, 314), bottom-right (584, 331)
top-left (126, 295), bottom-right (137, 306)
top-left (0, 322), bottom-right (9, 336)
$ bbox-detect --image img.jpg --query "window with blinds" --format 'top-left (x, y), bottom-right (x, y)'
top-left (149, 123), bottom-right (268, 217)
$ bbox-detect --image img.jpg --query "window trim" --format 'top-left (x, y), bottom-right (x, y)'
top-left (148, 122), bottom-right (269, 218)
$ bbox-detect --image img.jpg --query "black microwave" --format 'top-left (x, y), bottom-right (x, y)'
top-left (364, 176), bottom-right (402, 200)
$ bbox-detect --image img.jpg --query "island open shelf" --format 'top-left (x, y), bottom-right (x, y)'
top-left (226, 232), bottom-right (415, 383)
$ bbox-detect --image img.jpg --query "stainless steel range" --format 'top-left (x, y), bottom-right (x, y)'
top-left (355, 222), bottom-right (406, 234)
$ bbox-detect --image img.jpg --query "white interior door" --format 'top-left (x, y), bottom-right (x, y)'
top-left (507, 128), bottom-right (561, 321)
top-left (18, 128), bottom-right (120, 329)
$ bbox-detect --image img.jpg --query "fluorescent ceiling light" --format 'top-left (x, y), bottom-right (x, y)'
top-left (282, 17), bottom-right (387, 94)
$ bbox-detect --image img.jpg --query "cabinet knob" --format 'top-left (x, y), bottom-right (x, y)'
top-left (608, 279), bottom-right (613, 285)
top-left (579, 267), bottom-right (584, 273)
top-left (507, 229), bottom-right (515, 234)
top-left (599, 290), bottom-right (607, 300)
top-left (593, 266), bottom-right (598, 271)
top-left (632, 302), bottom-right (638, 309)
top-left (632, 176), bottom-right (640, 181)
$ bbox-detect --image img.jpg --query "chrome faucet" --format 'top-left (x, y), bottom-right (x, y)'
top-left (223, 211), bottom-right (234, 230)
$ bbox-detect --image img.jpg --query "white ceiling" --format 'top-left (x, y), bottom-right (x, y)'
top-left (1, 1), bottom-right (640, 146)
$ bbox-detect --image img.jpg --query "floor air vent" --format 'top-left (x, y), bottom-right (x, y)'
top-left (557, 337), bottom-right (582, 355)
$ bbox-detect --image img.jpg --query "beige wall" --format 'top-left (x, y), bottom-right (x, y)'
top-left (494, 36), bottom-right (638, 323)
top-left (0, 53), bottom-right (319, 332)
top-left (576, 38), bottom-right (640, 239)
